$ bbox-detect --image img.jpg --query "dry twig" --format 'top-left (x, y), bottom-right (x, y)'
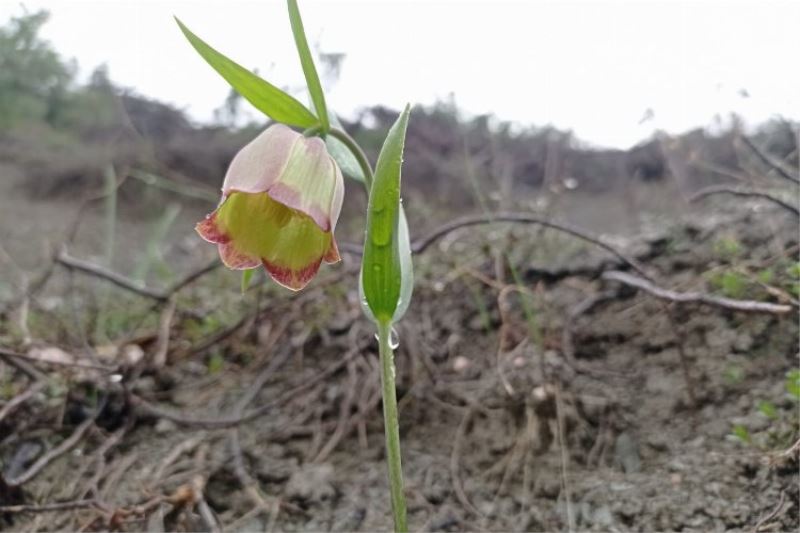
top-left (0, 381), bottom-right (46, 424)
top-left (450, 407), bottom-right (485, 519)
top-left (410, 212), bottom-right (651, 278)
top-left (740, 135), bottom-right (800, 185)
top-left (0, 499), bottom-right (101, 514)
top-left (602, 270), bottom-right (794, 314)
top-left (4, 414), bottom-right (98, 487)
top-left (689, 185), bottom-right (799, 217)
top-left (130, 345), bottom-right (362, 429)
top-left (753, 490), bottom-right (787, 533)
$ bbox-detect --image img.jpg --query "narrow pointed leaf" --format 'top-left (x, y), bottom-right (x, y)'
top-left (175, 17), bottom-right (317, 128)
top-left (362, 105), bottom-right (411, 324)
top-left (287, 0), bottom-right (329, 132)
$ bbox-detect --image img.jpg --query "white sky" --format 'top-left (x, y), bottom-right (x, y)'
top-left (1, 0), bottom-right (798, 148)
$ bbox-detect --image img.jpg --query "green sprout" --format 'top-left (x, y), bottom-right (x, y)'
top-left (176, 3), bottom-right (413, 529)
top-left (731, 424), bottom-right (751, 444)
top-left (713, 235), bottom-right (742, 260)
top-left (786, 369), bottom-right (800, 401)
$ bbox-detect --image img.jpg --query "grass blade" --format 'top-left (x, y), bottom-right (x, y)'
top-left (175, 17), bottom-right (317, 128)
top-left (286, 0), bottom-right (329, 132)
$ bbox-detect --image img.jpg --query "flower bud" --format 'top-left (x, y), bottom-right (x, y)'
top-left (197, 124), bottom-right (344, 291)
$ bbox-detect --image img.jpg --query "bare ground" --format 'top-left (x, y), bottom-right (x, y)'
top-left (0, 167), bottom-right (798, 532)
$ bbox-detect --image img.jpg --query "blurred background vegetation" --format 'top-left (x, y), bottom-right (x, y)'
top-left (2, 10), bottom-right (796, 212)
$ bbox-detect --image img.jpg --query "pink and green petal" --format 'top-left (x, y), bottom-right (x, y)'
top-left (266, 137), bottom-right (342, 232)
top-left (220, 124), bottom-right (297, 196)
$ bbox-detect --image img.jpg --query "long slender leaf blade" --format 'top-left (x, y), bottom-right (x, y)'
top-left (362, 105), bottom-right (411, 324)
top-left (286, 0), bottom-right (329, 132)
top-left (175, 17), bottom-right (317, 128)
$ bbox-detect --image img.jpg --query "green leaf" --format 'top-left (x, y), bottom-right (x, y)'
top-left (326, 114), bottom-right (365, 182)
top-left (392, 207), bottom-right (414, 322)
top-left (241, 269), bottom-right (255, 294)
top-left (175, 17), bottom-right (317, 128)
top-left (362, 105), bottom-right (411, 324)
top-left (360, 205), bottom-right (413, 323)
top-left (287, 0), bottom-right (329, 132)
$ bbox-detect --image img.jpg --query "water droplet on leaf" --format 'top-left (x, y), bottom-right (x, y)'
top-left (373, 326), bottom-right (400, 349)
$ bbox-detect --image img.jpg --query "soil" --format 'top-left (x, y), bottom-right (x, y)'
top-left (0, 169), bottom-right (798, 532)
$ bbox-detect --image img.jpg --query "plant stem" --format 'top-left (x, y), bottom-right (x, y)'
top-left (377, 320), bottom-right (407, 532)
top-left (328, 127), bottom-right (375, 191)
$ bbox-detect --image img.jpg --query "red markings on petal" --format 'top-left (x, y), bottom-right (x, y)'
top-left (323, 238), bottom-right (341, 264)
top-left (196, 212), bottom-right (230, 244)
top-left (218, 243), bottom-right (260, 270)
top-left (262, 257), bottom-right (323, 291)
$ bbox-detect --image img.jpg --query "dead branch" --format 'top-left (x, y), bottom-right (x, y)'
top-left (689, 185), bottom-right (799, 217)
top-left (52, 210), bottom-right (652, 310)
top-left (0, 381), bottom-right (46, 424)
top-left (450, 406), bottom-right (485, 519)
top-left (0, 347), bottom-right (114, 373)
top-left (130, 346), bottom-right (361, 429)
top-left (410, 212), bottom-right (652, 279)
top-left (191, 444), bottom-right (222, 533)
top-left (753, 490), bottom-right (787, 533)
top-left (0, 348), bottom-right (45, 380)
top-left (55, 250), bottom-right (222, 304)
top-left (0, 499), bottom-right (101, 514)
top-left (151, 298), bottom-right (177, 368)
top-left (602, 270), bottom-right (794, 314)
top-left (4, 414), bottom-right (98, 487)
top-left (740, 135), bottom-right (800, 185)
top-left (56, 251), bottom-right (169, 302)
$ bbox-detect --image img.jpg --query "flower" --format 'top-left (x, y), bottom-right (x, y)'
top-left (196, 124), bottom-right (344, 291)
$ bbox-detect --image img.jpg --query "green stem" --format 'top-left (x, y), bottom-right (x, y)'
top-left (328, 127), bottom-right (375, 191)
top-left (377, 320), bottom-right (408, 532)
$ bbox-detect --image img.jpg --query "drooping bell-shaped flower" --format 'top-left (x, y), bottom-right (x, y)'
top-left (197, 124), bottom-right (344, 291)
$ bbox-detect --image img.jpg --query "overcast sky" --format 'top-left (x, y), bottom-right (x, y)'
top-left (1, 0), bottom-right (797, 148)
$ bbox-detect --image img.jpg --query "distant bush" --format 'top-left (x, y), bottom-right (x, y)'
top-left (0, 10), bottom-right (74, 128)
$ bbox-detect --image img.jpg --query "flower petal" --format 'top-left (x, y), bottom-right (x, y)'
top-left (209, 191), bottom-right (336, 290)
top-left (323, 238), bottom-right (340, 264)
top-left (218, 242), bottom-right (260, 270)
top-left (221, 124), bottom-right (298, 196)
top-left (262, 257), bottom-right (323, 291)
top-left (196, 212), bottom-right (229, 244)
top-left (266, 137), bottom-right (343, 232)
